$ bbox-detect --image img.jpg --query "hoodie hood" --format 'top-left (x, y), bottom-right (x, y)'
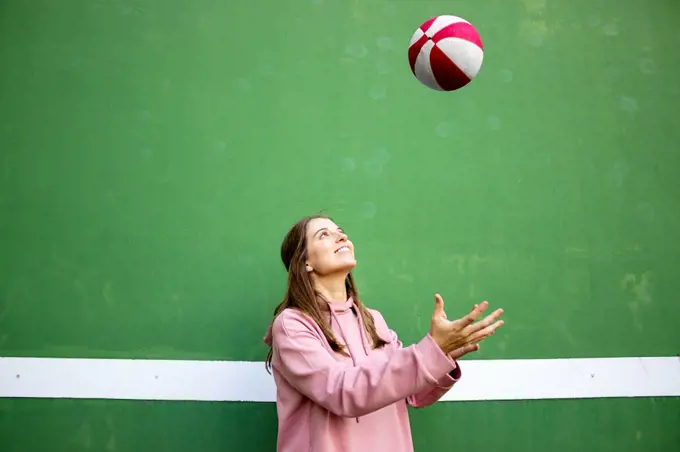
top-left (263, 323), bottom-right (274, 347)
top-left (263, 296), bottom-right (368, 423)
top-left (263, 296), bottom-right (358, 348)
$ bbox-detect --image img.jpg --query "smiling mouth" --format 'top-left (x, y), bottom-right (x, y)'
top-left (335, 246), bottom-right (351, 254)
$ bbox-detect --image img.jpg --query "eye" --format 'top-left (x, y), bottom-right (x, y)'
top-left (319, 231), bottom-right (329, 238)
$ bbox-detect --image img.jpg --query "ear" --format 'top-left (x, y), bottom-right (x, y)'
top-left (305, 264), bottom-right (313, 272)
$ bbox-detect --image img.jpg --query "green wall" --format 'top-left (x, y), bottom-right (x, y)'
top-left (1, 0), bottom-right (679, 451)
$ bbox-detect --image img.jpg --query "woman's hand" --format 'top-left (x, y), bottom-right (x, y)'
top-left (429, 293), bottom-right (504, 357)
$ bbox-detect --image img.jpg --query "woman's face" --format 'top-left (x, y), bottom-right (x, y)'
top-left (304, 217), bottom-right (356, 276)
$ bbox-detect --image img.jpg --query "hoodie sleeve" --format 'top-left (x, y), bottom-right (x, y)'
top-left (406, 362), bottom-right (461, 408)
top-left (271, 309), bottom-right (456, 418)
top-left (370, 310), bottom-right (462, 408)
top-left (403, 331), bottom-right (462, 408)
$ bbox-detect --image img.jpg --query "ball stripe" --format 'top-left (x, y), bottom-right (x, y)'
top-left (436, 37), bottom-right (484, 79)
top-left (418, 16), bottom-right (438, 35)
top-left (408, 33), bottom-right (429, 74)
top-left (429, 44), bottom-right (472, 91)
top-left (424, 15), bottom-right (468, 36)
top-left (409, 28), bottom-right (424, 47)
top-left (413, 41), bottom-right (444, 91)
top-left (432, 21), bottom-right (483, 50)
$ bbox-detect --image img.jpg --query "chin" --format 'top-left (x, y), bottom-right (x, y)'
top-left (323, 254), bottom-right (357, 275)
top-left (343, 254), bottom-right (357, 266)
top-left (336, 259), bottom-right (357, 273)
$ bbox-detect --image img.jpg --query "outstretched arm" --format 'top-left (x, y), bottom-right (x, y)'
top-left (406, 337), bottom-right (462, 408)
top-left (271, 309), bottom-right (456, 418)
top-left (372, 311), bottom-right (463, 408)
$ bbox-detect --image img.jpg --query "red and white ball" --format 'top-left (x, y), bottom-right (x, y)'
top-left (408, 15), bottom-right (484, 91)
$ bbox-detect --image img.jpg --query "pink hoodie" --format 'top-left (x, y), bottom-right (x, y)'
top-left (263, 297), bottom-right (462, 452)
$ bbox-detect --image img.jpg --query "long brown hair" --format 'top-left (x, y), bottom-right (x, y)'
top-left (265, 215), bottom-right (388, 373)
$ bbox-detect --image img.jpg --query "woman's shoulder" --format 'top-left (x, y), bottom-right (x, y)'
top-left (365, 306), bottom-right (388, 326)
top-left (363, 306), bottom-right (397, 343)
top-left (272, 307), bottom-right (323, 337)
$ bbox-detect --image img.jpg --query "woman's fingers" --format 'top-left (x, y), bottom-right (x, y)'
top-left (432, 294), bottom-right (445, 318)
top-left (466, 319), bottom-right (505, 344)
top-left (465, 308), bottom-right (504, 334)
top-left (455, 301), bottom-right (489, 327)
top-left (449, 343), bottom-right (480, 360)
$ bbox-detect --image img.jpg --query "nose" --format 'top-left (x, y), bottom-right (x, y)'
top-left (335, 231), bottom-right (347, 242)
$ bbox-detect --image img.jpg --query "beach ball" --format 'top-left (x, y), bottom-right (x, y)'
top-left (408, 15), bottom-right (484, 91)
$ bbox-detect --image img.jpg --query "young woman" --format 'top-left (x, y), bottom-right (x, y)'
top-left (263, 215), bottom-right (504, 452)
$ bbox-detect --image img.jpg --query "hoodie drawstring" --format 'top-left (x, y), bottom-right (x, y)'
top-left (353, 306), bottom-right (370, 357)
top-left (326, 300), bottom-right (366, 423)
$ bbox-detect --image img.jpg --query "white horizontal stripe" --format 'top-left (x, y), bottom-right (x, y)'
top-left (1, 356), bottom-right (678, 402)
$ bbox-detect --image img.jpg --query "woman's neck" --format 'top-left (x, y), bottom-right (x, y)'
top-left (314, 274), bottom-right (348, 303)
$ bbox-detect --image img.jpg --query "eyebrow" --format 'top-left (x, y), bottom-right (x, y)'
top-left (313, 227), bottom-right (344, 238)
